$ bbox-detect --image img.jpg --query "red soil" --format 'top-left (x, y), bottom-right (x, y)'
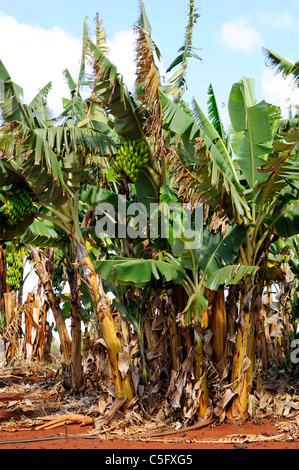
top-left (0, 419), bottom-right (297, 450)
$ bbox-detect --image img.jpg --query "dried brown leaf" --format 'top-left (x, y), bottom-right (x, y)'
top-left (118, 352), bottom-right (130, 380)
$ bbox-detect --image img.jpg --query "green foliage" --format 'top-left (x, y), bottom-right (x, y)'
top-left (165, 0), bottom-right (201, 103)
top-left (263, 48), bottom-right (299, 88)
top-left (228, 78), bottom-right (280, 188)
top-left (204, 265), bottom-right (258, 291)
top-left (94, 255), bottom-right (186, 287)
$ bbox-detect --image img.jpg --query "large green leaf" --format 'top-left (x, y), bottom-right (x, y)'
top-left (94, 256), bottom-right (185, 286)
top-left (161, 91), bottom-right (250, 222)
top-left (21, 219), bottom-right (64, 248)
top-left (137, 0), bottom-right (161, 62)
top-left (172, 236), bottom-right (201, 271)
top-left (0, 60), bottom-right (28, 124)
top-left (207, 83), bottom-right (225, 140)
top-left (0, 158), bottom-right (65, 206)
top-left (228, 78), bottom-right (255, 132)
top-left (199, 224), bottom-right (247, 274)
top-left (228, 78), bottom-right (280, 188)
top-left (27, 81), bottom-right (53, 125)
top-left (266, 200), bottom-right (299, 237)
top-left (161, 91), bottom-right (251, 221)
top-left (204, 265), bottom-right (258, 290)
top-left (192, 97), bottom-right (243, 190)
top-left (236, 101), bottom-right (274, 187)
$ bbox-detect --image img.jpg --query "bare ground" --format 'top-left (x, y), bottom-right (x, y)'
top-left (0, 364), bottom-right (298, 450)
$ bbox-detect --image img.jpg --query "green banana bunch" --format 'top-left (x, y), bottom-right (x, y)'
top-left (5, 245), bottom-right (24, 291)
top-left (113, 139), bottom-right (149, 184)
top-left (51, 265), bottom-right (64, 293)
top-left (5, 188), bottom-right (33, 226)
top-left (51, 252), bottom-right (64, 293)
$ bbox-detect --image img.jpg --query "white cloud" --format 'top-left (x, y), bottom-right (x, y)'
top-left (107, 30), bottom-right (137, 91)
top-left (0, 11), bottom-right (82, 116)
top-left (256, 9), bottom-right (298, 32)
top-left (220, 20), bottom-right (263, 55)
top-left (0, 12), bottom-right (139, 116)
top-left (262, 65), bottom-right (299, 117)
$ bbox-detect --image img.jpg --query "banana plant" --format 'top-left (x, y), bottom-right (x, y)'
top-left (0, 33), bottom-right (136, 399)
top-left (160, 72), bottom-right (299, 418)
top-left (93, 179), bottom-right (258, 416)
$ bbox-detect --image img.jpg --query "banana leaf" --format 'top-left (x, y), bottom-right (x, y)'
top-left (204, 265), bottom-right (258, 290)
top-left (199, 224), bottom-right (247, 274)
top-left (21, 219), bottom-right (65, 248)
top-left (263, 48), bottom-right (299, 87)
top-left (0, 60), bottom-right (27, 124)
top-left (160, 89), bottom-right (250, 219)
top-left (94, 256), bottom-right (186, 287)
top-left (265, 200), bottom-right (299, 237)
top-left (228, 78), bottom-right (280, 188)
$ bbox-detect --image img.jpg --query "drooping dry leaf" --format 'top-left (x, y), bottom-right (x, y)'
top-left (151, 315), bottom-right (164, 331)
top-left (94, 338), bottom-right (108, 349)
top-left (241, 356), bottom-right (251, 374)
top-left (98, 393), bottom-right (109, 415)
top-left (255, 371), bottom-right (263, 399)
top-left (214, 389), bottom-right (237, 417)
top-left (170, 375), bottom-right (186, 409)
top-left (118, 352), bottom-right (130, 380)
top-left (93, 397), bottom-right (128, 430)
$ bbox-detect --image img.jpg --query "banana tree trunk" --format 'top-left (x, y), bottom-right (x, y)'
top-left (29, 246), bottom-right (71, 364)
top-left (0, 245), bottom-right (9, 314)
top-left (166, 290), bottom-right (181, 371)
top-left (211, 289), bottom-right (227, 364)
top-left (229, 278), bottom-right (252, 420)
top-left (194, 330), bottom-right (209, 419)
top-left (73, 237), bottom-right (134, 400)
top-left (229, 282), bottom-right (262, 420)
top-left (67, 262), bottom-right (84, 393)
top-left (136, 324), bottom-right (148, 385)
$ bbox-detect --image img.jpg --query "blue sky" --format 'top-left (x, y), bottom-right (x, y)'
top-left (0, 0), bottom-right (298, 124)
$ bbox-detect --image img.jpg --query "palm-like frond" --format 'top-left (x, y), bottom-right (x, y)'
top-left (0, 119), bottom-right (115, 188)
top-left (21, 218), bottom-right (65, 249)
top-left (165, 0), bottom-right (202, 103)
top-left (166, 141), bottom-right (234, 223)
top-left (207, 83), bottom-right (225, 140)
top-left (134, 25), bottom-right (165, 161)
top-left (0, 60), bottom-right (29, 125)
top-left (161, 90), bottom-right (250, 221)
top-left (252, 127), bottom-right (299, 204)
top-left (27, 81), bottom-right (53, 126)
top-left (137, 0), bottom-right (161, 63)
top-left (263, 48), bottom-right (299, 87)
top-left (86, 35), bottom-right (144, 141)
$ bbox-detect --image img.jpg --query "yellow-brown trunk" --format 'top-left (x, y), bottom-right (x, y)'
top-left (78, 246), bottom-right (134, 400)
top-left (211, 290), bottom-right (227, 364)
